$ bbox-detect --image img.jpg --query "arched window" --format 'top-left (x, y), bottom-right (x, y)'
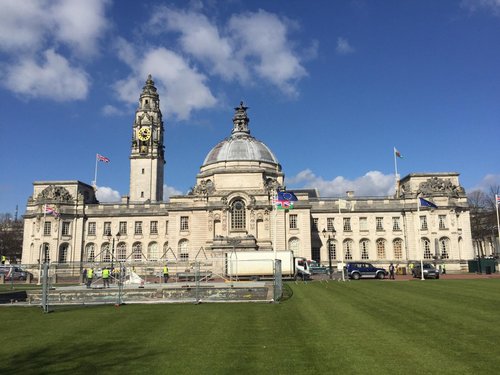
top-left (393, 239), bottom-right (403, 260)
top-left (178, 239), bottom-right (189, 261)
top-left (289, 237), bottom-right (300, 254)
top-left (116, 242), bottom-right (127, 261)
top-left (85, 243), bottom-right (95, 262)
top-left (376, 239), bottom-right (386, 259)
top-left (101, 242), bottom-right (111, 262)
top-left (231, 199), bottom-right (246, 230)
top-left (58, 243), bottom-right (69, 263)
top-left (343, 239), bottom-right (353, 260)
top-left (422, 238), bottom-right (432, 259)
top-left (132, 242), bottom-right (142, 261)
top-left (440, 237), bottom-right (450, 259)
top-left (360, 239), bottom-right (369, 260)
top-left (148, 242), bottom-right (159, 261)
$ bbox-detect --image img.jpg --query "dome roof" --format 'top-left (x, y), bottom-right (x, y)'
top-left (201, 102), bottom-right (280, 167)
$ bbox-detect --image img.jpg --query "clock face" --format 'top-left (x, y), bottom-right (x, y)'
top-left (137, 127), bottom-right (151, 141)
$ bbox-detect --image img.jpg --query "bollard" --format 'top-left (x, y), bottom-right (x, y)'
top-left (26, 273), bottom-right (32, 284)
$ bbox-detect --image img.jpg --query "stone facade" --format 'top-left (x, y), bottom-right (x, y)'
top-left (21, 77), bottom-right (475, 272)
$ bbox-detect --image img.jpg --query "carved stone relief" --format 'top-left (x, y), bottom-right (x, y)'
top-left (36, 185), bottom-right (74, 203)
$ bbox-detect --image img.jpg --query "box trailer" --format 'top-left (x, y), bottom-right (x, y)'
top-left (225, 250), bottom-right (310, 280)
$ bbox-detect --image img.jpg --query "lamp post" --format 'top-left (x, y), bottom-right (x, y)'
top-left (322, 228), bottom-right (336, 280)
top-left (106, 231), bottom-right (121, 270)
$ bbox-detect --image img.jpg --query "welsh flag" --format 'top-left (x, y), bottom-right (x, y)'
top-left (394, 147), bottom-right (403, 158)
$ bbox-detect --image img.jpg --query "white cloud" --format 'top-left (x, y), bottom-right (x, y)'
top-left (461, 0), bottom-right (500, 15)
top-left (469, 174), bottom-right (500, 191)
top-left (151, 7), bottom-right (248, 81)
top-left (228, 10), bottom-right (307, 96)
top-left (287, 169), bottom-right (395, 197)
top-left (102, 104), bottom-right (126, 116)
top-left (143, 7), bottom-right (308, 97)
top-left (163, 184), bottom-right (183, 201)
top-left (0, 0), bottom-right (109, 55)
top-left (0, 0), bottom-right (109, 101)
top-left (4, 49), bottom-right (90, 101)
top-left (336, 37), bottom-right (355, 55)
top-left (96, 186), bottom-right (121, 202)
top-left (114, 46), bottom-right (217, 120)
top-left (51, 0), bottom-right (110, 57)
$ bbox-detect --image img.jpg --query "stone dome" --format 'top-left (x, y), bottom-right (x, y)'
top-left (201, 102), bottom-right (280, 167)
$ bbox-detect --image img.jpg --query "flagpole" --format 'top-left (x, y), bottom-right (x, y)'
top-left (93, 153), bottom-right (98, 188)
top-left (496, 194), bottom-right (500, 256)
top-left (393, 147), bottom-right (399, 192)
top-left (416, 197), bottom-right (424, 281)
top-left (273, 190), bottom-right (277, 261)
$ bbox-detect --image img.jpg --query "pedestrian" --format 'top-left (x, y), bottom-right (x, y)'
top-left (389, 262), bottom-right (395, 280)
top-left (163, 264), bottom-right (169, 283)
top-left (82, 268), bottom-right (87, 285)
top-left (86, 267), bottom-right (94, 289)
top-left (442, 264), bottom-right (446, 275)
top-left (1, 255), bottom-right (6, 264)
top-left (102, 267), bottom-right (110, 288)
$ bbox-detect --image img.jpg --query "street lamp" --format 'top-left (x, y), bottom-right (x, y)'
top-left (106, 231), bottom-right (121, 270)
top-left (322, 228), bottom-right (336, 280)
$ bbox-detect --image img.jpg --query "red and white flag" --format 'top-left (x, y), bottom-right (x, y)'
top-left (97, 153), bottom-right (110, 163)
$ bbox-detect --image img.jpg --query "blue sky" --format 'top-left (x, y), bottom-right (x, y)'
top-left (1, 0), bottom-right (499, 215)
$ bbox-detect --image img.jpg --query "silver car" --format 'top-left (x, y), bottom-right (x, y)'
top-left (412, 263), bottom-right (440, 279)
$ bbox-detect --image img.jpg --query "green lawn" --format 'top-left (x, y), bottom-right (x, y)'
top-left (1, 279), bottom-right (499, 374)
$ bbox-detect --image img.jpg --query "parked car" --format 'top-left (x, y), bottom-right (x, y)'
top-left (0, 266), bottom-right (33, 281)
top-left (346, 262), bottom-right (387, 280)
top-left (412, 263), bottom-right (440, 279)
top-left (307, 260), bottom-right (329, 275)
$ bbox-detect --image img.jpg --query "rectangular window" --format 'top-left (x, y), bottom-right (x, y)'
top-left (103, 221), bottom-right (111, 236)
top-left (150, 220), bottom-right (158, 234)
top-left (119, 221), bottom-right (127, 235)
top-left (135, 221), bottom-right (143, 235)
top-left (376, 217), bottom-right (384, 231)
top-left (166, 220), bottom-right (169, 235)
top-left (312, 218), bottom-right (318, 232)
top-left (392, 217), bottom-right (401, 231)
top-left (43, 222), bottom-right (51, 236)
top-left (359, 217), bottom-right (368, 231)
top-left (438, 215), bottom-right (447, 230)
top-left (327, 217), bottom-right (335, 232)
top-left (88, 222), bottom-right (96, 236)
top-left (62, 221), bottom-right (71, 236)
top-left (290, 214), bottom-right (298, 229)
top-left (329, 242), bottom-right (336, 260)
top-left (180, 216), bottom-right (189, 231)
top-left (343, 218), bottom-right (351, 232)
top-left (311, 247), bottom-right (320, 263)
top-left (420, 216), bottom-right (428, 231)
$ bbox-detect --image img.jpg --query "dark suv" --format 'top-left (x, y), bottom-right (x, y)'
top-left (346, 262), bottom-right (387, 280)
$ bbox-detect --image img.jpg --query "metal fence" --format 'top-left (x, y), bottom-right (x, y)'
top-left (5, 257), bottom-right (289, 309)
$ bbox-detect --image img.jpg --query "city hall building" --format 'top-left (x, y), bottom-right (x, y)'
top-left (21, 76), bottom-right (474, 272)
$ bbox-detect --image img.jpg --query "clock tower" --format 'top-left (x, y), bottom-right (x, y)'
top-left (129, 75), bottom-right (165, 202)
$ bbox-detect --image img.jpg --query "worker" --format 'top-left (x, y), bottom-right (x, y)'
top-left (1, 255), bottom-right (6, 265)
top-left (102, 268), bottom-right (110, 288)
top-left (86, 267), bottom-right (94, 289)
top-left (163, 264), bottom-right (169, 283)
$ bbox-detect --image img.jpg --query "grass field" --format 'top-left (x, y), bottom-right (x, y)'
top-left (1, 279), bottom-right (499, 374)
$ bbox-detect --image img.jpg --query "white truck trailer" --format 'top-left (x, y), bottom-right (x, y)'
top-left (224, 250), bottom-right (311, 280)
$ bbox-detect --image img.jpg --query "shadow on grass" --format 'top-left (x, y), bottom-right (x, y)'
top-left (279, 283), bottom-right (293, 302)
top-left (0, 338), bottom-right (155, 374)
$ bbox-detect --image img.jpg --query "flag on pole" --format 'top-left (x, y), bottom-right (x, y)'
top-left (44, 204), bottom-right (60, 218)
top-left (496, 195), bottom-right (500, 206)
top-left (419, 197), bottom-right (438, 209)
top-left (97, 153), bottom-right (110, 163)
top-left (275, 191), bottom-right (298, 210)
top-left (394, 147), bottom-right (403, 158)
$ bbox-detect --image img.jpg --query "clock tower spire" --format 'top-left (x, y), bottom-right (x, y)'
top-left (129, 75), bottom-right (165, 202)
